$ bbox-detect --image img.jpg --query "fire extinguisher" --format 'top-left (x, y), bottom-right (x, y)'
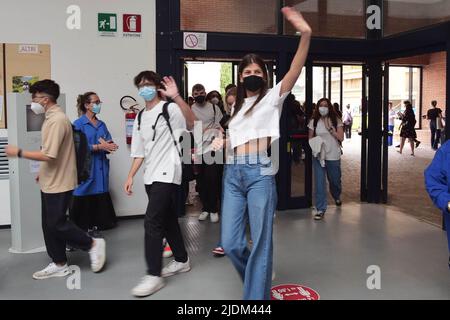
top-left (120, 96), bottom-right (141, 145)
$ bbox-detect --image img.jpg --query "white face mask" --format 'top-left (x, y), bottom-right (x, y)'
top-left (31, 102), bottom-right (46, 115)
top-left (319, 107), bottom-right (329, 117)
top-left (211, 97), bottom-right (220, 105)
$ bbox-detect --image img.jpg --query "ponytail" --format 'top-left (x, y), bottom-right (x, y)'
top-left (77, 91), bottom-right (96, 117)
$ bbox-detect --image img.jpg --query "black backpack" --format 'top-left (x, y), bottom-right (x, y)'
top-left (137, 102), bottom-right (182, 157)
top-left (72, 125), bottom-right (92, 184)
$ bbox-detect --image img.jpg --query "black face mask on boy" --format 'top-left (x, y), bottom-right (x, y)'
top-left (194, 95), bottom-right (206, 104)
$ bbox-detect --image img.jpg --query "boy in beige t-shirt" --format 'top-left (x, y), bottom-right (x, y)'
top-left (6, 80), bottom-right (106, 280)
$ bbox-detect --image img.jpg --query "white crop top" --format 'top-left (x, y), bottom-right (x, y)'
top-left (228, 81), bottom-right (289, 149)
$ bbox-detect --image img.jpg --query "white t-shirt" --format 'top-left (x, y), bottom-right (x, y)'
top-left (308, 118), bottom-right (343, 161)
top-left (130, 101), bottom-right (186, 185)
top-left (192, 102), bottom-right (223, 155)
top-left (228, 81), bottom-right (289, 149)
top-left (388, 109), bottom-right (396, 126)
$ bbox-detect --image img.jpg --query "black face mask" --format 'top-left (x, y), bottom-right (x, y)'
top-left (194, 95), bottom-right (206, 104)
top-left (243, 75), bottom-right (264, 92)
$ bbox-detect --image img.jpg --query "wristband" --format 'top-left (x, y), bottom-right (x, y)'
top-left (171, 93), bottom-right (180, 100)
top-left (17, 149), bottom-right (23, 158)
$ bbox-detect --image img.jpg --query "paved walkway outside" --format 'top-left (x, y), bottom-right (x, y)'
top-left (340, 130), bottom-right (442, 226)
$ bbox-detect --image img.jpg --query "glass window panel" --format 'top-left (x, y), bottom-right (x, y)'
top-left (384, 0), bottom-right (450, 36)
top-left (331, 67), bottom-right (341, 106)
top-left (284, 0), bottom-right (366, 39)
top-left (181, 0), bottom-right (278, 34)
top-left (290, 143), bottom-right (306, 197)
top-left (411, 67), bottom-right (421, 129)
top-left (342, 66), bottom-right (363, 130)
top-left (292, 70), bottom-right (306, 106)
top-left (313, 66), bottom-right (324, 103)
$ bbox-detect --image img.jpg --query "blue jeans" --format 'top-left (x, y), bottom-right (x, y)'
top-left (313, 158), bottom-right (342, 213)
top-left (388, 125), bottom-right (394, 146)
top-left (221, 153), bottom-right (277, 300)
top-left (445, 211), bottom-right (450, 254)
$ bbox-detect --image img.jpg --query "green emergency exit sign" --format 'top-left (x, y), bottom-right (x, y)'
top-left (98, 13), bottom-right (117, 32)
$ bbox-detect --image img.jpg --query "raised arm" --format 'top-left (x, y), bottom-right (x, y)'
top-left (280, 7), bottom-right (312, 95)
top-left (160, 76), bottom-right (196, 130)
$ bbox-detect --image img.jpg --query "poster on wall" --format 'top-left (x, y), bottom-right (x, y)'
top-left (12, 76), bottom-right (39, 93)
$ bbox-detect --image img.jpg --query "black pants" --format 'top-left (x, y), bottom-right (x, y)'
top-left (145, 183), bottom-right (188, 276)
top-left (430, 121), bottom-right (441, 150)
top-left (344, 123), bottom-right (352, 139)
top-left (197, 154), bottom-right (221, 213)
top-left (69, 192), bottom-right (117, 231)
top-left (41, 191), bottom-right (92, 264)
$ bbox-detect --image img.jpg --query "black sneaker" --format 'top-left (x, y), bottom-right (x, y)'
top-left (335, 199), bottom-right (342, 206)
top-left (415, 140), bottom-right (421, 148)
top-left (66, 245), bottom-right (76, 252)
top-left (314, 211), bottom-right (325, 221)
top-left (87, 226), bottom-right (102, 239)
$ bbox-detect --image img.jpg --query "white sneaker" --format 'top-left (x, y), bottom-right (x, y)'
top-left (161, 258), bottom-right (191, 278)
top-left (210, 212), bottom-right (219, 223)
top-left (131, 275), bottom-right (165, 297)
top-left (198, 212), bottom-right (209, 221)
top-left (89, 238), bottom-right (106, 273)
top-left (32, 263), bottom-right (70, 280)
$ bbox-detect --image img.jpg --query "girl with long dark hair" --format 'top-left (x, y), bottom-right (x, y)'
top-left (211, 6), bottom-right (311, 300)
top-left (308, 98), bottom-right (344, 220)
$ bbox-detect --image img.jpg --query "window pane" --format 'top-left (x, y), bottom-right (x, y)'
top-left (284, 0), bottom-right (366, 39)
top-left (313, 66), bottom-right (324, 103)
top-left (181, 0), bottom-right (278, 34)
top-left (384, 0), bottom-right (450, 36)
top-left (292, 70), bottom-right (306, 105)
top-left (331, 67), bottom-right (341, 106)
top-left (342, 66), bottom-right (363, 130)
top-left (411, 68), bottom-right (421, 129)
top-left (389, 66), bottom-right (422, 130)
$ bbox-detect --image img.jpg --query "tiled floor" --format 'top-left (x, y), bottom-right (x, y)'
top-left (1, 203), bottom-right (449, 300)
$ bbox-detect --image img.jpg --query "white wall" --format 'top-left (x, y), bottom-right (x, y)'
top-left (0, 0), bottom-right (156, 218)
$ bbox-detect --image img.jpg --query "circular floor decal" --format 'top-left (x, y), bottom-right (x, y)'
top-left (271, 284), bottom-right (320, 300)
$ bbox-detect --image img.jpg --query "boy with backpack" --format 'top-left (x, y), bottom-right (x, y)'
top-left (342, 104), bottom-right (353, 139)
top-left (124, 72), bottom-right (196, 297)
top-left (5, 79), bottom-right (106, 279)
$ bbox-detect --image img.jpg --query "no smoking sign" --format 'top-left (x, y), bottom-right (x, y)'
top-left (183, 32), bottom-right (207, 51)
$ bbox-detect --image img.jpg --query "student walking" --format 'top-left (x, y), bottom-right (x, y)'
top-left (342, 104), bottom-right (353, 139)
top-left (191, 84), bottom-right (223, 223)
top-left (211, 6), bottom-right (311, 300)
top-left (125, 72), bottom-right (196, 297)
top-left (5, 80), bottom-right (106, 279)
top-left (398, 101), bottom-right (420, 156)
top-left (388, 102), bottom-right (396, 147)
top-left (308, 98), bottom-right (344, 220)
top-left (426, 100), bottom-right (444, 150)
